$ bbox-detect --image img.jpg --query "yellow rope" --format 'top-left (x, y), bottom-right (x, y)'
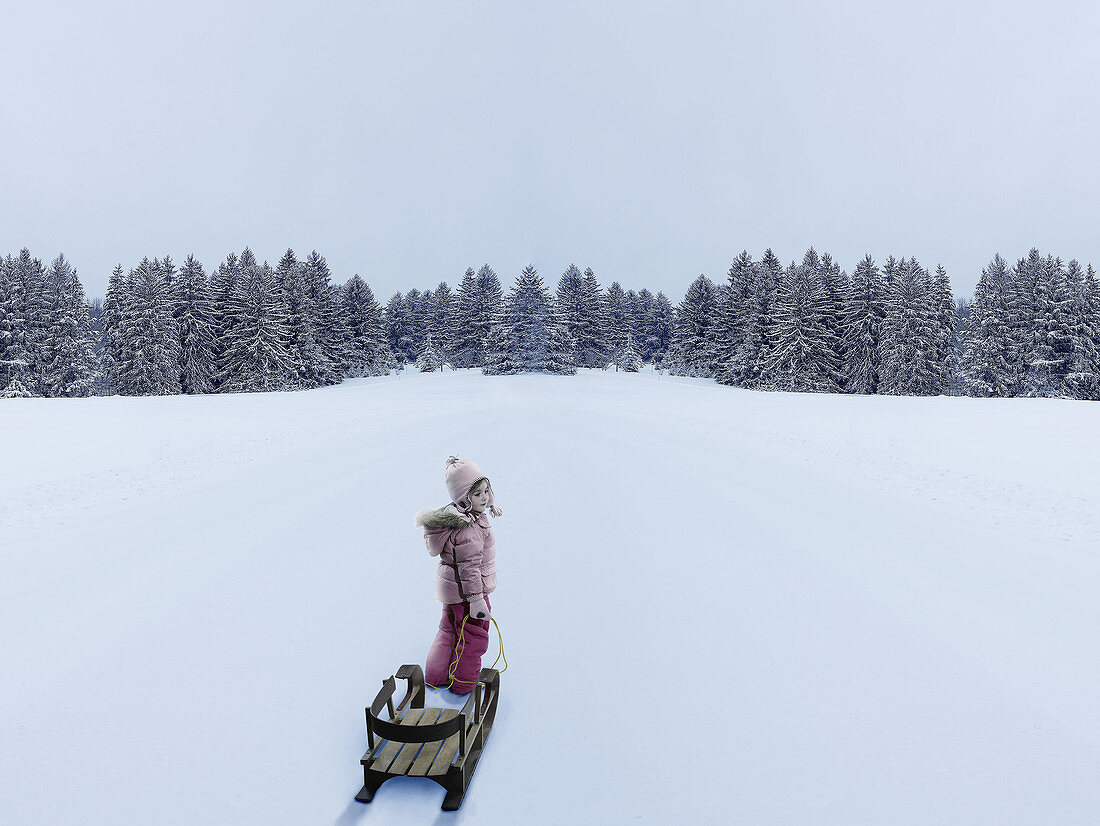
top-left (428, 611), bottom-right (508, 691)
top-left (445, 614), bottom-right (471, 687)
top-left (488, 616), bottom-right (508, 673)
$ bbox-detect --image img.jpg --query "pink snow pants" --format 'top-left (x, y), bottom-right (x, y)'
top-left (425, 598), bottom-right (491, 694)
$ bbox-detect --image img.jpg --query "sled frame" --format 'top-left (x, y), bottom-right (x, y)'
top-left (355, 663), bottom-right (500, 811)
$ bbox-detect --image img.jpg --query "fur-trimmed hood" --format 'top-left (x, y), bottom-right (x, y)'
top-left (415, 503), bottom-right (488, 530)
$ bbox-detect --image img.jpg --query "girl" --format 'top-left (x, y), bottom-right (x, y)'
top-left (415, 456), bottom-right (502, 694)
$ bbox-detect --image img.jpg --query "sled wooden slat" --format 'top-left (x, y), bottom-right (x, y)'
top-left (370, 708), bottom-right (424, 772)
top-left (388, 707), bottom-right (443, 776)
top-left (409, 709), bottom-right (457, 777)
top-left (367, 738), bottom-right (402, 773)
top-left (426, 728), bottom-right (462, 777)
top-left (428, 688), bottom-right (477, 778)
top-left (428, 711), bottom-right (480, 777)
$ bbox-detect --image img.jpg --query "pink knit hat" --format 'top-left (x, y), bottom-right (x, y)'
top-left (445, 456), bottom-right (501, 517)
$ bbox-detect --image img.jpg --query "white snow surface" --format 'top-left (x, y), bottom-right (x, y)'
top-left (2, 369), bottom-right (1099, 825)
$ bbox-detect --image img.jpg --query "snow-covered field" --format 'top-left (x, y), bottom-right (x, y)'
top-left (2, 369), bottom-right (1099, 825)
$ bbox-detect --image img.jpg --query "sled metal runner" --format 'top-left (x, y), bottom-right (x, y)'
top-left (355, 664), bottom-right (500, 811)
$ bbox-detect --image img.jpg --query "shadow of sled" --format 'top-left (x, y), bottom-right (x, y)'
top-left (354, 664), bottom-right (500, 811)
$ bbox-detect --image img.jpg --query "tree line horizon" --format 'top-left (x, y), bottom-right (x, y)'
top-left (0, 244), bottom-right (1097, 400)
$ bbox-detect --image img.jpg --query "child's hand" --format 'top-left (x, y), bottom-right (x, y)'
top-left (468, 596), bottom-right (490, 620)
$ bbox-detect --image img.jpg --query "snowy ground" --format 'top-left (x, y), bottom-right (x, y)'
top-left (2, 368), bottom-right (1099, 825)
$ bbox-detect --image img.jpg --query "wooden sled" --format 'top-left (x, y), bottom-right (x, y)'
top-left (355, 664), bottom-right (500, 811)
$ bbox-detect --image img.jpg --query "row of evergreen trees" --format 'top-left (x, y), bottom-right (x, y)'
top-left (97, 248), bottom-right (398, 396)
top-left (2, 246), bottom-right (1098, 400)
top-left (959, 251), bottom-right (1100, 399)
top-left (0, 247), bottom-right (399, 398)
top-left (657, 247), bottom-right (1100, 400)
top-left (388, 262), bottom-right (675, 374)
top-left (0, 250), bottom-right (98, 397)
top-left (665, 249), bottom-right (960, 396)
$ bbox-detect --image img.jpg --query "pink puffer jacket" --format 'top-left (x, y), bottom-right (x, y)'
top-left (414, 504), bottom-right (497, 605)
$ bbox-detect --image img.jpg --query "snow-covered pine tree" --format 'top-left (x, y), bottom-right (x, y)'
top-left (480, 295), bottom-right (513, 376)
top-left (930, 264), bottom-right (959, 394)
top-left (120, 257), bottom-right (182, 395)
top-left (416, 333), bottom-right (444, 372)
top-left (615, 332), bottom-right (643, 372)
top-left (842, 255), bottom-right (886, 394)
top-left (238, 248), bottom-right (260, 278)
top-left (0, 257), bottom-right (13, 367)
top-left (86, 296), bottom-right (108, 396)
top-left (107, 261), bottom-right (138, 395)
top-left (474, 265), bottom-right (504, 363)
top-left (276, 248), bottom-right (315, 387)
top-left (1048, 256), bottom-right (1080, 389)
top-left (799, 248), bottom-right (821, 274)
top-left (580, 268), bottom-right (611, 367)
top-left (208, 252), bottom-right (241, 390)
top-left (667, 274), bottom-right (720, 377)
top-left (633, 288), bottom-right (657, 362)
top-left (450, 268), bottom-right (481, 368)
top-left (624, 289), bottom-right (641, 361)
top-left (556, 263), bottom-right (591, 367)
top-left (160, 255), bottom-right (177, 293)
top-left (277, 248), bottom-right (340, 387)
top-left (483, 265), bottom-right (575, 375)
top-left (5, 249), bottom-right (50, 395)
top-left (0, 252), bottom-right (37, 397)
top-left (701, 281), bottom-right (729, 375)
top-left (882, 255), bottom-right (900, 292)
top-left (1062, 262), bottom-right (1100, 399)
top-left (959, 255), bottom-right (1015, 397)
top-left (427, 282), bottom-right (455, 364)
top-left (603, 281), bottom-right (630, 368)
top-left (649, 292), bottom-right (675, 368)
top-left (760, 256), bottom-right (843, 393)
top-left (1002, 249), bottom-right (1044, 395)
top-left (1014, 252), bottom-right (1050, 395)
top-left (1020, 254), bottom-right (1075, 397)
top-left (39, 254), bottom-right (98, 397)
top-left (0, 258), bottom-right (36, 395)
top-left (383, 292), bottom-right (414, 365)
top-left (449, 264), bottom-right (504, 368)
top-left (403, 288), bottom-right (429, 363)
top-left (300, 250), bottom-right (342, 387)
top-left (714, 251), bottom-right (754, 385)
top-left (99, 264), bottom-right (129, 394)
top-left (556, 264), bottom-right (613, 368)
top-left (215, 260), bottom-right (293, 392)
top-left (171, 255), bottom-right (216, 395)
top-left (819, 252), bottom-right (850, 376)
top-left (340, 275), bottom-right (395, 376)
top-left (729, 249), bottom-right (781, 387)
top-left (878, 257), bottom-right (942, 396)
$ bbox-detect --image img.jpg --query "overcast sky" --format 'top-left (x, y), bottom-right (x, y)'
top-left (4, 0), bottom-right (1099, 302)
